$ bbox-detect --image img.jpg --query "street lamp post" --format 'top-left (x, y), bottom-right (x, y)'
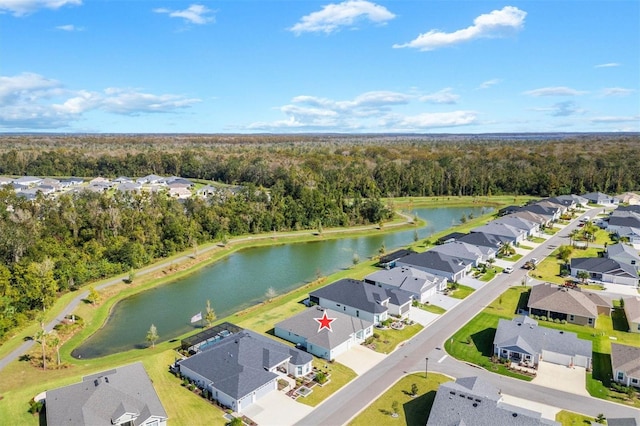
top-left (425, 357), bottom-right (429, 379)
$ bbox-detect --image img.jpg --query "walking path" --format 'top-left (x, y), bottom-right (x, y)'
top-left (0, 211), bottom-right (416, 373)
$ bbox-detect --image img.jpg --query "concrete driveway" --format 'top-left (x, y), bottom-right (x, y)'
top-left (408, 306), bottom-right (439, 326)
top-left (459, 276), bottom-right (485, 289)
top-left (532, 361), bottom-right (588, 396)
top-left (335, 344), bottom-right (386, 375)
top-left (243, 390), bottom-right (313, 426)
top-left (425, 293), bottom-right (461, 310)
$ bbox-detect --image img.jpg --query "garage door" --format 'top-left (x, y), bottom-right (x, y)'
top-left (542, 350), bottom-right (572, 366)
top-left (573, 355), bottom-right (590, 369)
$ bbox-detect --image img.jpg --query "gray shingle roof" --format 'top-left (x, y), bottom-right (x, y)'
top-left (310, 279), bottom-right (390, 314)
top-left (494, 317), bottom-right (592, 359)
top-left (46, 362), bottom-right (167, 426)
top-left (427, 376), bottom-right (560, 426)
top-left (179, 330), bottom-right (311, 400)
top-left (570, 257), bottom-right (637, 278)
top-left (458, 232), bottom-right (503, 249)
top-left (607, 418), bottom-right (639, 426)
top-left (471, 222), bottom-right (525, 241)
top-left (399, 250), bottom-right (468, 275)
top-left (607, 243), bottom-right (640, 262)
top-left (365, 266), bottom-right (446, 295)
top-left (429, 241), bottom-right (491, 262)
top-left (527, 283), bottom-right (611, 318)
top-left (275, 307), bottom-right (372, 350)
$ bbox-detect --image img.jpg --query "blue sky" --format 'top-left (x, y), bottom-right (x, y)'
top-left (1, 0), bottom-right (638, 133)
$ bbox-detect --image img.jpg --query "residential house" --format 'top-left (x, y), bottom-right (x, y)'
top-left (606, 243), bottom-right (640, 272)
top-left (546, 195), bottom-right (578, 211)
top-left (274, 306), bottom-right (373, 360)
top-left (137, 174), bottom-right (165, 185)
top-left (537, 199), bottom-right (568, 215)
top-left (113, 176), bottom-right (133, 184)
top-left (377, 248), bottom-right (416, 269)
top-left (309, 278), bottom-right (411, 324)
top-left (40, 178), bottom-right (62, 191)
top-left (623, 296), bottom-right (640, 333)
top-left (582, 191), bottom-right (618, 206)
top-left (429, 241), bottom-right (495, 266)
top-left (471, 222), bottom-right (527, 245)
top-left (458, 232), bottom-right (503, 251)
top-left (509, 210), bottom-right (553, 227)
top-left (493, 316), bottom-right (592, 368)
top-left (498, 205), bottom-right (523, 217)
top-left (60, 177), bottom-right (84, 186)
top-left (197, 184), bottom-right (219, 198)
top-left (436, 232), bottom-right (467, 245)
top-left (90, 177), bottom-right (111, 185)
top-left (364, 266), bottom-right (447, 303)
top-left (169, 186), bottom-right (192, 199)
top-left (611, 343), bottom-right (640, 388)
top-left (176, 329), bottom-right (312, 413)
top-left (616, 192), bottom-right (640, 206)
top-left (0, 177), bottom-right (14, 186)
top-left (45, 362), bottom-right (168, 426)
top-left (608, 210), bottom-right (640, 247)
top-left (15, 176), bottom-right (42, 187)
top-left (527, 283), bottom-right (611, 327)
top-left (493, 215), bottom-right (540, 237)
top-left (166, 176), bottom-right (194, 187)
top-left (427, 376), bottom-right (560, 426)
top-left (570, 257), bottom-right (638, 286)
top-left (117, 182), bottom-right (142, 193)
top-left (397, 250), bottom-right (470, 283)
top-left (519, 203), bottom-right (560, 222)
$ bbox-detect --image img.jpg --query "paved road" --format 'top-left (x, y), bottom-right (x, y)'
top-left (0, 212), bottom-right (413, 373)
top-left (296, 208), bottom-right (640, 425)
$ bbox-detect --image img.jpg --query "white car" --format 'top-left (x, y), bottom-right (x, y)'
top-left (503, 266), bottom-right (514, 274)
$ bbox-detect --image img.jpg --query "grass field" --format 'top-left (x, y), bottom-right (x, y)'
top-left (348, 373), bottom-right (451, 426)
top-left (417, 303), bottom-right (446, 314)
top-left (448, 284), bottom-right (475, 300)
top-left (555, 410), bottom-right (595, 425)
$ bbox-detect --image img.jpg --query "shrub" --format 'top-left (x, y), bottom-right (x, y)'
top-left (372, 332), bottom-right (380, 339)
top-left (540, 316), bottom-right (547, 322)
top-left (561, 319), bottom-right (567, 324)
top-left (28, 398), bottom-right (43, 414)
top-left (554, 318), bottom-right (560, 323)
top-left (315, 371), bottom-right (327, 384)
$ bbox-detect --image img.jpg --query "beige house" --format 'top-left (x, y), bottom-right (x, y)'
top-left (528, 283), bottom-right (611, 327)
top-left (623, 296), bottom-right (640, 333)
top-left (611, 343), bottom-right (640, 388)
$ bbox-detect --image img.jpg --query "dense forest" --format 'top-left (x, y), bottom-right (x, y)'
top-left (0, 133), bottom-right (638, 341)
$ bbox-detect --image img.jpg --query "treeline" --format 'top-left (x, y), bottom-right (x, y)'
top-left (0, 185), bottom-right (390, 341)
top-left (0, 135), bottom-right (638, 197)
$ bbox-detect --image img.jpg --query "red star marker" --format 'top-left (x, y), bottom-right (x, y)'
top-left (314, 311), bottom-right (336, 333)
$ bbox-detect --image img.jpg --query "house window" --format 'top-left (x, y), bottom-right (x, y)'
top-left (588, 318), bottom-right (594, 325)
top-left (632, 378), bottom-right (639, 384)
top-left (637, 323), bottom-right (640, 331)
top-left (356, 310), bottom-right (360, 317)
top-left (297, 366), bottom-right (302, 375)
top-left (618, 372), bottom-right (624, 381)
top-left (632, 260), bottom-right (636, 265)
top-left (569, 315), bottom-right (575, 321)
top-left (502, 349), bottom-right (508, 354)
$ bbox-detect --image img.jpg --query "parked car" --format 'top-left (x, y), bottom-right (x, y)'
top-left (503, 266), bottom-right (514, 274)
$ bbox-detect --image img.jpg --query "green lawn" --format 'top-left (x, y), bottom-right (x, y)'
top-left (501, 253), bottom-right (523, 262)
top-left (555, 410), bottom-right (595, 426)
top-left (416, 303), bottom-right (446, 314)
top-left (298, 359), bottom-right (357, 407)
top-left (479, 268), bottom-right (499, 282)
top-left (543, 226), bottom-right (560, 235)
top-left (529, 237), bottom-right (546, 243)
top-left (519, 244), bottom-right (535, 250)
top-left (349, 373), bottom-right (450, 426)
top-left (370, 323), bottom-right (424, 354)
top-left (448, 284), bottom-right (475, 300)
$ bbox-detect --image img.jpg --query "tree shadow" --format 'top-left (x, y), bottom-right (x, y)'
top-left (403, 390), bottom-right (436, 426)
top-left (378, 408), bottom-right (392, 416)
top-left (516, 289), bottom-right (531, 315)
top-left (470, 328), bottom-right (496, 357)
top-left (19, 354), bottom-right (31, 362)
top-left (38, 406), bottom-right (47, 426)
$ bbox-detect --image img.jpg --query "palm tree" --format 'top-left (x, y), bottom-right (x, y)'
top-left (34, 324), bottom-right (48, 370)
top-left (49, 332), bottom-right (61, 366)
top-left (205, 300), bottom-right (216, 327)
top-left (146, 324), bottom-right (159, 348)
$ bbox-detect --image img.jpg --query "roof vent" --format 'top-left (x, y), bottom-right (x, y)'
top-left (517, 323), bottom-right (521, 326)
top-left (473, 403), bottom-right (478, 408)
top-left (105, 377), bottom-right (109, 383)
top-left (559, 331), bottom-right (564, 334)
top-left (513, 413), bottom-right (518, 418)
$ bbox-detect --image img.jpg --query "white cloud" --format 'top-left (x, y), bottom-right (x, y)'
top-left (290, 0), bottom-right (395, 35)
top-left (393, 6), bottom-right (525, 51)
top-left (594, 63), bottom-right (621, 68)
top-left (56, 24), bottom-right (84, 31)
top-left (389, 111), bottom-right (477, 129)
top-left (523, 86), bottom-right (587, 97)
top-left (601, 87), bottom-right (635, 97)
top-left (590, 115), bottom-right (640, 124)
top-left (154, 4), bottom-right (215, 25)
top-left (477, 79), bottom-right (501, 89)
top-left (247, 90), bottom-right (476, 131)
top-left (0, 0), bottom-right (80, 16)
top-left (0, 72), bottom-right (201, 129)
top-left (420, 88), bottom-right (459, 104)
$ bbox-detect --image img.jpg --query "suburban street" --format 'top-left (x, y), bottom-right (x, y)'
top-left (296, 209), bottom-right (640, 425)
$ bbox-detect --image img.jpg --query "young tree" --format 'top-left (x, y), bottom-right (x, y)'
top-left (265, 287), bottom-right (277, 302)
top-left (34, 322), bottom-right (48, 370)
top-left (49, 331), bottom-right (61, 366)
top-left (87, 286), bottom-right (99, 305)
top-left (411, 383), bottom-right (419, 397)
top-left (576, 270), bottom-right (589, 283)
top-left (205, 300), bottom-right (216, 327)
top-left (352, 252), bottom-right (360, 265)
top-left (391, 400), bottom-right (399, 417)
top-left (146, 324), bottom-right (159, 348)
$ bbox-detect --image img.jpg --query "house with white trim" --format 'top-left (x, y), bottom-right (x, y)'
top-left (397, 250), bottom-right (470, 283)
top-left (570, 257), bottom-right (638, 286)
top-left (364, 266), bottom-right (447, 303)
top-left (274, 306), bottom-right (373, 360)
top-left (177, 329), bottom-right (312, 413)
top-left (611, 343), bottom-right (640, 388)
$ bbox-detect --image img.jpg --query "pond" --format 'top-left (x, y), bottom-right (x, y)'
top-left (72, 205), bottom-right (492, 358)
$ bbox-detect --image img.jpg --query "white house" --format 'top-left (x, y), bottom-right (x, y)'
top-left (364, 266), bottom-right (447, 303)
